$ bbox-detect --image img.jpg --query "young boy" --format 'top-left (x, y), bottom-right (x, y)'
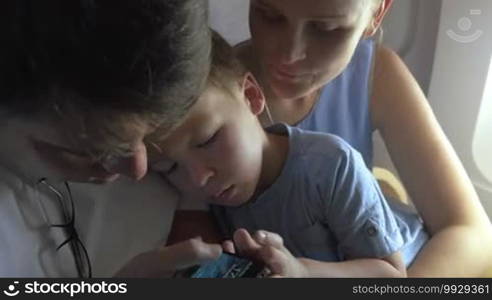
top-left (152, 33), bottom-right (428, 277)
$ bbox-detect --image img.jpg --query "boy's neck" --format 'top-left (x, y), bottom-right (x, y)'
top-left (256, 130), bottom-right (289, 195)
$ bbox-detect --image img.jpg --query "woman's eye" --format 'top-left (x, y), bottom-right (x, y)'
top-left (197, 130), bottom-right (220, 148)
top-left (166, 162), bottom-right (178, 175)
top-left (311, 22), bottom-right (339, 33)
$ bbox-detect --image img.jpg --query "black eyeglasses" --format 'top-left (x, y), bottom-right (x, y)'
top-left (36, 178), bottom-right (92, 278)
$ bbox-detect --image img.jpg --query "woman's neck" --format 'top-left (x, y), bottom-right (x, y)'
top-left (260, 89), bottom-right (320, 127)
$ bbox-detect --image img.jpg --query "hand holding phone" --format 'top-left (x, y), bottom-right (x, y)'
top-left (179, 252), bottom-right (268, 278)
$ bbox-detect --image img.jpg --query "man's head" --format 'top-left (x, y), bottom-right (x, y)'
top-left (0, 0), bottom-right (210, 182)
top-left (152, 32), bottom-right (269, 206)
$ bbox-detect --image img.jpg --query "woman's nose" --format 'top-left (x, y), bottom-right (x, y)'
top-left (279, 25), bottom-right (307, 64)
top-left (102, 141), bottom-right (148, 180)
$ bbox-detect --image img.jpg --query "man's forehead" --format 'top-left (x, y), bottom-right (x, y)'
top-left (261, 0), bottom-right (366, 19)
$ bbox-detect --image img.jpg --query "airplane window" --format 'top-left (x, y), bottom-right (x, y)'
top-left (473, 54), bottom-right (492, 184)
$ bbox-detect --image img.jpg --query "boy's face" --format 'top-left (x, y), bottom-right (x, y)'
top-left (153, 76), bottom-right (266, 206)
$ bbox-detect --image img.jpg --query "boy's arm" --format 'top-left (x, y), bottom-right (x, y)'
top-left (233, 138), bottom-right (408, 277)
top-left (321, 139), bottom-right (408, 269)
top-left (232, 229), bottom-right (406, 277)
top-left (299, 252), bottom-right (406, 278)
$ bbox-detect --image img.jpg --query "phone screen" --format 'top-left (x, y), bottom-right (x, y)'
top-left (181, 252), bottom-right (267, 278)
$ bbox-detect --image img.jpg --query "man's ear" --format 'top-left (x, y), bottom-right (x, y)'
top-left (364, 0), bottom-right (393, 38)
top-left (241, 72), bottom-right (265, 116)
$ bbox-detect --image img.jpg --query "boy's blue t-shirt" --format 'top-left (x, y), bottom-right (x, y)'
top-left (213, 124), bottom-right (428, 266)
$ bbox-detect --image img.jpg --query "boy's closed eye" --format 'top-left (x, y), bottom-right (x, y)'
top-left (161, 129), bottom-right (221, 175)
top-left (151, 159), bottom-right (177, 174)
top-left (196, 128), bottom-right (221, 148)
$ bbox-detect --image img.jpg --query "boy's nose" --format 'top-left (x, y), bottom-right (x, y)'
top-left (102, 141), bottom-right (148, 180)
top-left (189, 162), bottom-right (214, 188)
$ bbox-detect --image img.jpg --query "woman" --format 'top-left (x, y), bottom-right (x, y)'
top-left (234, 0), bottom-right (492, 276)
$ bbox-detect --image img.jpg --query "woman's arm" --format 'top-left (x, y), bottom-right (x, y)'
top-left (371, 46), bottom-right (492, 277)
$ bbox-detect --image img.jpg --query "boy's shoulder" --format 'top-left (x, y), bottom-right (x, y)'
top-left (283, 124), bottom-right (361, 161)
top-left (267, 123), bottom-right (366, 174)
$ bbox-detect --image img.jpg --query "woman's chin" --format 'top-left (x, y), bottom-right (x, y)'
top-left (268, 76), bottom-right (313, 100)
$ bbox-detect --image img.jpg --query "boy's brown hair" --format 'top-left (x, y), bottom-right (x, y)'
top-left (208, 31), bottom-right (247, 95)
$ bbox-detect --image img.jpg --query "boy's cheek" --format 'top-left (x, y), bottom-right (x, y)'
top-left (179, 183), bottom-right (209, 202)
top-left (166, 175), bottom-right (205, 201)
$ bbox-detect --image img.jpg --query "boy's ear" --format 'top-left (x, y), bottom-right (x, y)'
top-left (364, 0), bottom-right (393, 38)
top-left (241, 72), bottom-right (265, 116)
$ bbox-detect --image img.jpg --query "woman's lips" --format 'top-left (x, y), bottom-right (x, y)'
top-left (270, 66), bottom-right (308, 82)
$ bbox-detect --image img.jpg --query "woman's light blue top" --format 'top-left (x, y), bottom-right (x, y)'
top-left (298, 39), bottom-right (375, 168)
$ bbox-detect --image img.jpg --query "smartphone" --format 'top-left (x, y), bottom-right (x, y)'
top-left (179, 252), bottom-right (268, 278)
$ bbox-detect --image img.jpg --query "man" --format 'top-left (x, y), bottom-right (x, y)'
top-left (0, 0), bottom-right (220, 277)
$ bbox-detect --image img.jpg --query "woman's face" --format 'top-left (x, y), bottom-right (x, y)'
top-left (249, 0), bottom-right (375, 100)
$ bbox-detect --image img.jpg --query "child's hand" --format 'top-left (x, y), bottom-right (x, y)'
top-left (221, 239), bottom-right (236, 254)
top-left (231, 228), bottom-right (310, 278)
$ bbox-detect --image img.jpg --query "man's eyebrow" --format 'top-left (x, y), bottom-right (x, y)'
top-left (255, 0), bottom-right (280, 12)
top-left (34, 139), bottom-right (87, 157)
